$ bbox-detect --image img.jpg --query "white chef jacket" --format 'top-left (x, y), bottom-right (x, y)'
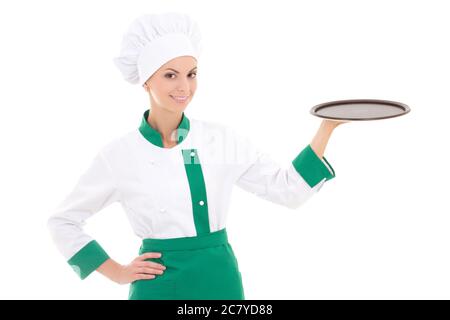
top-left (47, 109), bottom-right (336, 279)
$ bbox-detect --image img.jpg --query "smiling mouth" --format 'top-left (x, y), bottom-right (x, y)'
top-left (170, 95), bottom-right (189, 102)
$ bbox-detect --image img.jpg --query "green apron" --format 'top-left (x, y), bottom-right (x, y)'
top-left (128, 228), bottom-right (245, 300)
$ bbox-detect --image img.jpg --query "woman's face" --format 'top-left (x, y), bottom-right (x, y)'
top-left (143, 55), bottom-right (198, 113)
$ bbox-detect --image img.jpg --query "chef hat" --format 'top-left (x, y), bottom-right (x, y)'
top-left (113, 12), bottom-right (202, 86)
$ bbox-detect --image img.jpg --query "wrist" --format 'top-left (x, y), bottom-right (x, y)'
top-left (110, 262), bottom-right (124, 283)
top-left (321, 119), bottom-right (338, 131)
top-left (97, 258), bottom-right (123, 283)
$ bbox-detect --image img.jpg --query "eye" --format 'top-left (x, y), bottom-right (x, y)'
top-left (164, 72), bottom-right (197, 79)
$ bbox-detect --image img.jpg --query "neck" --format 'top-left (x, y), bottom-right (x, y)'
top-left (147, 106), bottom-right (182, 142)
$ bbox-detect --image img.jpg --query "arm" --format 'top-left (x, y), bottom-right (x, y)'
top-left (47, 150), bottom-right (120, 280)
top-left (309, 119), bottom-right (346, 159)
top-left (96, 258), bottom-right (123, 282)
top-left (47, 150), bottom-right (167, 283)
top-left (231, 120), bottom-right (344, 209)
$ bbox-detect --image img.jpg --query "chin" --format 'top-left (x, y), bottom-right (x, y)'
top-left (170, 99), bottom-right (191, 109)
top-left (164, 104), bottom-right (188, 114)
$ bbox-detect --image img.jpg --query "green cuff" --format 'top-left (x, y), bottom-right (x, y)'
top-left (67, 240), bottom-right (110, 280)
top-left (292, 144), bottom-right (336, 188)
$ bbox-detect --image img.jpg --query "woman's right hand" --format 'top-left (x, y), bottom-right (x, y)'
top-left (98, 253), bottom-right (166, 285)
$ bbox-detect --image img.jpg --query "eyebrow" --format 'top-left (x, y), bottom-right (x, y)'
top-left (165, 67), bottom-right (197, 73)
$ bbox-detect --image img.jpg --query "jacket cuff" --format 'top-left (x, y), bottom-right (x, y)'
top-left (67, 240), bottom-right (109, 280)
top-left (292, 144), bottom-right (336, 188)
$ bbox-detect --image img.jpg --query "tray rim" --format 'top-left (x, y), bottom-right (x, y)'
top-left (310, 99), bottom-right (411, 121)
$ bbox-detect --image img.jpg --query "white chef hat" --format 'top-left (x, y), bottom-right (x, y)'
top-left (113, 12), bottom-right (202, 86)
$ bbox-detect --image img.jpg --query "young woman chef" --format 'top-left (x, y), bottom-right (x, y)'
top-left (47, 12), bottom-right (347, 300)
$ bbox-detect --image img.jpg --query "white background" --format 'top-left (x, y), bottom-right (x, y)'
top-left (0, 0), bottom-right (448, 299)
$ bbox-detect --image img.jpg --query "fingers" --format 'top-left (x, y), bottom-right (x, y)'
top-left (134, 252), bottom-right (162, 261)
top-left (133, 274), bottom-right (156, 281)
top-left (130, 252), bottom-right (167, 283)
top-left (131, 266), bottom-right (164, 282)
top-left (136, 267), bottom-right (164, 275)
top-left (135, 260), bottom-right (166, 270)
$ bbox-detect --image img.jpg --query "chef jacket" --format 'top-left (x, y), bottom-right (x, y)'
top-left (47, 109), bottom-right (336, 279)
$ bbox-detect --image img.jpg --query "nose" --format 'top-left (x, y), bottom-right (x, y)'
top-left (175, 77), bottom-right (192, 94)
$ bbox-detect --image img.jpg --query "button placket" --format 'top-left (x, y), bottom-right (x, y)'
top-left (181, 148), bottom-right (210, 234)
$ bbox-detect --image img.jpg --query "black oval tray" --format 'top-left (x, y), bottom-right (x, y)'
top-left (310, 99), bottom-right (410, 121)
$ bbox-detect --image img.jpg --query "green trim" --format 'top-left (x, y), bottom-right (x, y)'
top-left (141, 228), bottom-right (228, 252)
top-left (182, 149), bottom-right (210, 235)
top-left (138, 108), bottom-right (190, 148)
top-left (322, 156), bottom-right (335, 177)
top-left (67, 240), bottom-right (110, 280)
top-left (292, 144), bottom-right (336, 188)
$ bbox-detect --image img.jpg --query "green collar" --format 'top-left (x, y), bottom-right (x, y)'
top-left (138, 109), bottom-right (190, 148)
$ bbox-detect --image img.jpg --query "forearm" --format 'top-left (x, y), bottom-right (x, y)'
top-left (96, 258), bottom-right (122, 282)
top-left (309, 120), bottom-right (337, 159)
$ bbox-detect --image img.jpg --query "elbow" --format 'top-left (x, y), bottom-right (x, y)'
top-left (282, 195), bottom-right (309, 210)
top-left (283, 190), bottom-right (316, 210)
top-left (285, 199), bottom-right (306, 210)
top-left (47, 214), bottom-right (60, 241)
top-left (265, 190), bottom-right (313, 210)
top-left (47, 215), bottom-right (55, 234)
top-left (47, 213), bottom-right (70, 240)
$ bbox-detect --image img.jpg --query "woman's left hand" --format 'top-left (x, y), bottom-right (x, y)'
top-left (310, 119), bottom-right (349, 158)
top-left (323, 119), bottom-right (350, 128)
